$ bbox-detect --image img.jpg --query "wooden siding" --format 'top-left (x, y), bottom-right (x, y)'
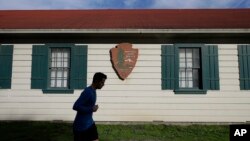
top-left (0, 44), bottom-right (250, 122)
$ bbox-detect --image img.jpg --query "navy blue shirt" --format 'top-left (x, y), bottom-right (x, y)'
top-left (73, 86), bottom-right (96, 131)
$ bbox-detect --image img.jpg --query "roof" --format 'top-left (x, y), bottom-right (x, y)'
top-left (0, 9), bottom-right (250, 32)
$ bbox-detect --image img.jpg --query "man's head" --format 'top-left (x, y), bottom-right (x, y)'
top-left (92, 72), bottom-right (107, 89)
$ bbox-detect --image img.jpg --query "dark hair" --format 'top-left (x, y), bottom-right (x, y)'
top-left (92, 72), bottom-right (107, 83)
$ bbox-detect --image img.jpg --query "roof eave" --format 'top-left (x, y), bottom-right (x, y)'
top-left (1, 28), bottom-right (250, 34)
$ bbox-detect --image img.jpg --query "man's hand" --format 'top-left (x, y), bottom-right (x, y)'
top-left (93, 105), bottom-right (99, 112)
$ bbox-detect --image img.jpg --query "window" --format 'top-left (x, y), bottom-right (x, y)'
top-left (0, 45), bottom-right (13, 89)
top-left (31, 44), bottom-right (88, 93)
top-left (179, 48), bottom-right (201, 88)
top-left (238, 45), bottom-right (250, 90)
top-left (49, 48), bottom-right (70, 88)
top-left (161, 44), bottom-right (219, 94)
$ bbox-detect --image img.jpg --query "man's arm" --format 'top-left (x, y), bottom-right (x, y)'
top-left (73, 92), bottom-right (93, 114)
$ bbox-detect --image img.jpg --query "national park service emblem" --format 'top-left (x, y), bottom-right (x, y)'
top-left (110, 43), bottom-right (138, 80)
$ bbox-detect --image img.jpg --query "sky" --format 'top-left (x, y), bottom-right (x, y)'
top-left (0, 0), bottom-right (249, 10)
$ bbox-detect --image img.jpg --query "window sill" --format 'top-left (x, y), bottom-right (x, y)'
top-left (174, 89), bottom-right (207, 94)
top-left (42, 89), bottom-right (74, 94)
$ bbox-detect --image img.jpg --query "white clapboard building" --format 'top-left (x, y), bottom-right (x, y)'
top-left (0, 9), bottom-right (250, 122)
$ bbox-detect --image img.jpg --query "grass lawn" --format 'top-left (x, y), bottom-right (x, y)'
top-left (0, 121), bottom-right (229, 141)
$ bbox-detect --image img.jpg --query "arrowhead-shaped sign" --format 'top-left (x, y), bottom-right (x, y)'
top-left (110, 43), bottom-right (138, 80)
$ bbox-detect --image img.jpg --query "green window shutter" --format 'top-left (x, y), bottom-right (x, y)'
top-left (204, 45), bottom-right (220, 90)
top-left (161, 45), bottom-right (175, 90)
top-left (31, 45), bottom-right (48, 89)
top-left (0, 45), bottom-right (13, 89)
top-left (238, 45), bottom-right (250, 90)
top-left (71, 45), bottom-right (88, 89)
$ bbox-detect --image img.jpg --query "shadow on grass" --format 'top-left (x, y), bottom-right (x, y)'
top-left (0, 121), bottom-right (72, 141)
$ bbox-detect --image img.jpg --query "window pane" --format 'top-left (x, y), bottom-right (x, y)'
top-left (186, 49), bottom-right (193, 68)
top-left (63, 52), bottom-right (68, 57)
top-left (58, 70), bottom-right (63, 78)
top-left (51, 80), bottom-right (55, 87)
top-left (57, 52), bottom-right (61, 58)
top-left (187, 69), bottom-right (193, 79)
top-left (179, 69), bottom-right (185, 78)
top-left (186, 49), bottom-right (192, 58)
top-left (193, 58), bottom-right (200, 68)
top-left (64, 70), bottom-right (68, 78)
top-left (64, 59), bottom-right (69, 67)
top-left (187, 69), bottom-right (193, 88)
top-left (51, 70), bottom-right (56, 77)
top-left (179, 69), bottom-right (185, 88)
top-left (179, 49), bottom-right (186, 68)
top-left (63, 80), bottom-right (67, 87)
top-left (57, 79), bottom-right (62, 87)
top-left (186, 58), bottom-right (192, 68)
top-left (193, 49), bottom-right (199, 57)
top-left (193, 69), bottom-right (199, 88)
top-left (179, 81), bottom-right (185, 88)
top-left (179, 49), bottom-right (185, 57)
top-left (57, 60), bottom-right (62, 67)
top-left (193, 49), bottom-right (200, 68)
top-left (179, 59), bottom-right (186, 68)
